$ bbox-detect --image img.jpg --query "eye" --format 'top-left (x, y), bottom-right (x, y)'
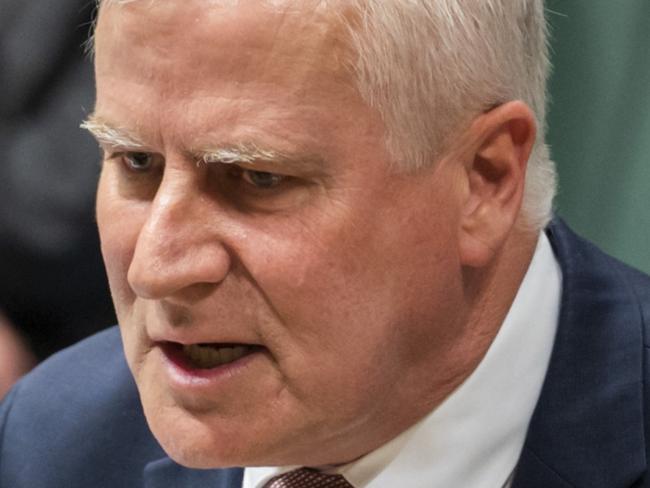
top-left (228, 166), bottom-right (288, 189)
top-left (217, 165), bottom-right (314, 212)
top-left (242, 170), bottom-right (287, 188)
top-left (122, 152), bottom-right (154, 172)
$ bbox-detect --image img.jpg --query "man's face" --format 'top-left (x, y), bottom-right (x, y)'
top-left (94, 0), bottom-right (469, 468)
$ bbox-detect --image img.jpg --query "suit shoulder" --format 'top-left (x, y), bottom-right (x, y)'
top-left (603, 254), bottom-right (650, 348)
top-left (4, 327), bottom-right (132, 414)
top-left (548, 219), bottom-right (650, 297)
top-left (0, 327), bottom-right (164, 488)
top-left (572, 235), bottom-right (650, 345)
top-left (548, 218), bottom-right (650, 344)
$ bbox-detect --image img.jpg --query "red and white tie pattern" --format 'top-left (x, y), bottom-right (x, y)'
top-left (263, 468), bottom-right (354, 488)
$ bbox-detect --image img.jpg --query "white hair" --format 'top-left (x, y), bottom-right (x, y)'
top-left (344, 0), bottom-right (555, 229)
top-left (95, 0), bottom-right (556, 229)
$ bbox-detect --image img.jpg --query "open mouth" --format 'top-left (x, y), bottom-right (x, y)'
top-left (161, 342), bottom-right (262, 370)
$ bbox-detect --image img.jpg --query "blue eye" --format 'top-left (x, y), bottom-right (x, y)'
top-left (123, 152), bottom-right (154, 171)
top-left (238, 169), bottom-right (287, 189)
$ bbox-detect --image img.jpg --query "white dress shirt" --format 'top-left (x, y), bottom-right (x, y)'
top-left (244, 233), bottom-right (561, 488)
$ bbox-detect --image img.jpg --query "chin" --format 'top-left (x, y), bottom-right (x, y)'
top-left (143, 401), bottom-right (280, 469)
top-left (163, 443), bottom-right (237, 470)
top-left (147, 412), bottom-right (241, 468)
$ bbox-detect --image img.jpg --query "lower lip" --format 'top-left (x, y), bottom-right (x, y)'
top-left (158, 342), bottom-right (264, 388)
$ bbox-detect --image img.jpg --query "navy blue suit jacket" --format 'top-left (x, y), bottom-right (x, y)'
top-left (2, 219), bottom-right (650, 487)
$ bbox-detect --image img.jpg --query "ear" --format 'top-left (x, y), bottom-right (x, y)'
top-left (458, 101), bottom-right (536, 267)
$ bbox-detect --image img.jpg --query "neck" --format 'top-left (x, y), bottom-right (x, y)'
top-left (454, 227), bottom-right (541, 389)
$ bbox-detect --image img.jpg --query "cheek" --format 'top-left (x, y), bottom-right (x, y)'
top-left (246, 215), bottom-right (427, 356)
top-left (244, 180), bottom-right (464, 368)
top-left (96, 175), bottom-right (145, 308)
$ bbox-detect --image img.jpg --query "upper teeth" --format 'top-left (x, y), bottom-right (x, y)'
top-left (182, 344), bottom-right (249, 369)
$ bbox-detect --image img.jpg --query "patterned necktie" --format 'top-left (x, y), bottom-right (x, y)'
top-left (263, 468), bottom-right (354, 488)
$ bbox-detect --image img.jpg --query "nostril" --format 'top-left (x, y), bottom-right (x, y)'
top-left (172, 283), bottom-right (219, 302)
top-left (128, 263), bottom-right (229, 303)
top-left (126, 261), bottom-right (160, 299)
top-left (125, 198), bottom-right (233, 299)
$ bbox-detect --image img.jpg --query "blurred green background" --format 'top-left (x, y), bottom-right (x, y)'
top-left (546, 1), bottom-right (650, 273)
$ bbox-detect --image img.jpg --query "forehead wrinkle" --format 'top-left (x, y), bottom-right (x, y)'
top-left (109, 1), bottom-right (352, 84)
top-left (81, 115), bottom-right (148, 150)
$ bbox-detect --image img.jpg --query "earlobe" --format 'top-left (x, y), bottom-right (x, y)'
top-left (458, 101), bottom-right (536, 268)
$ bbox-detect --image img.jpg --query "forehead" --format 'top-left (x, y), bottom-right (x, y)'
top-left (94, 0), bottom-right (353, 90)
top-left (92, 0), bottom-right (388, 166)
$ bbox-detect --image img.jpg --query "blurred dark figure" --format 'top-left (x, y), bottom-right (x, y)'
top-left (0, 0), bottom-right (115, 374)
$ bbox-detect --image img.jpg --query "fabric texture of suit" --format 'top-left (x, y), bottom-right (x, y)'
top-left (1, 219), bottom-right (649, 488)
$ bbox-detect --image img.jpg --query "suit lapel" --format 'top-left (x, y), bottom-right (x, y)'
top-left (144, 457), bottom-right (244, 488)
top-left (512, 219), bottom-right (646, 488)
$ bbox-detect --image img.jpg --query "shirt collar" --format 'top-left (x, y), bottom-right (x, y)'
top-left (244, 232), bottom-right (561, 488)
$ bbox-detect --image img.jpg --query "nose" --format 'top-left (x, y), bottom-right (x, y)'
top-left (127, 169), bottom-right (232, 300)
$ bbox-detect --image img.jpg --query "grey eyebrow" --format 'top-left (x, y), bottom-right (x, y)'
top-left (80, 115), bottom-right (148, 150)
top-left (81, 117), bottom-right (327, 173)
top-left (194, 143), bottom-right (326, 174)
top-left (196, 143), bottom-right (286, 166)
